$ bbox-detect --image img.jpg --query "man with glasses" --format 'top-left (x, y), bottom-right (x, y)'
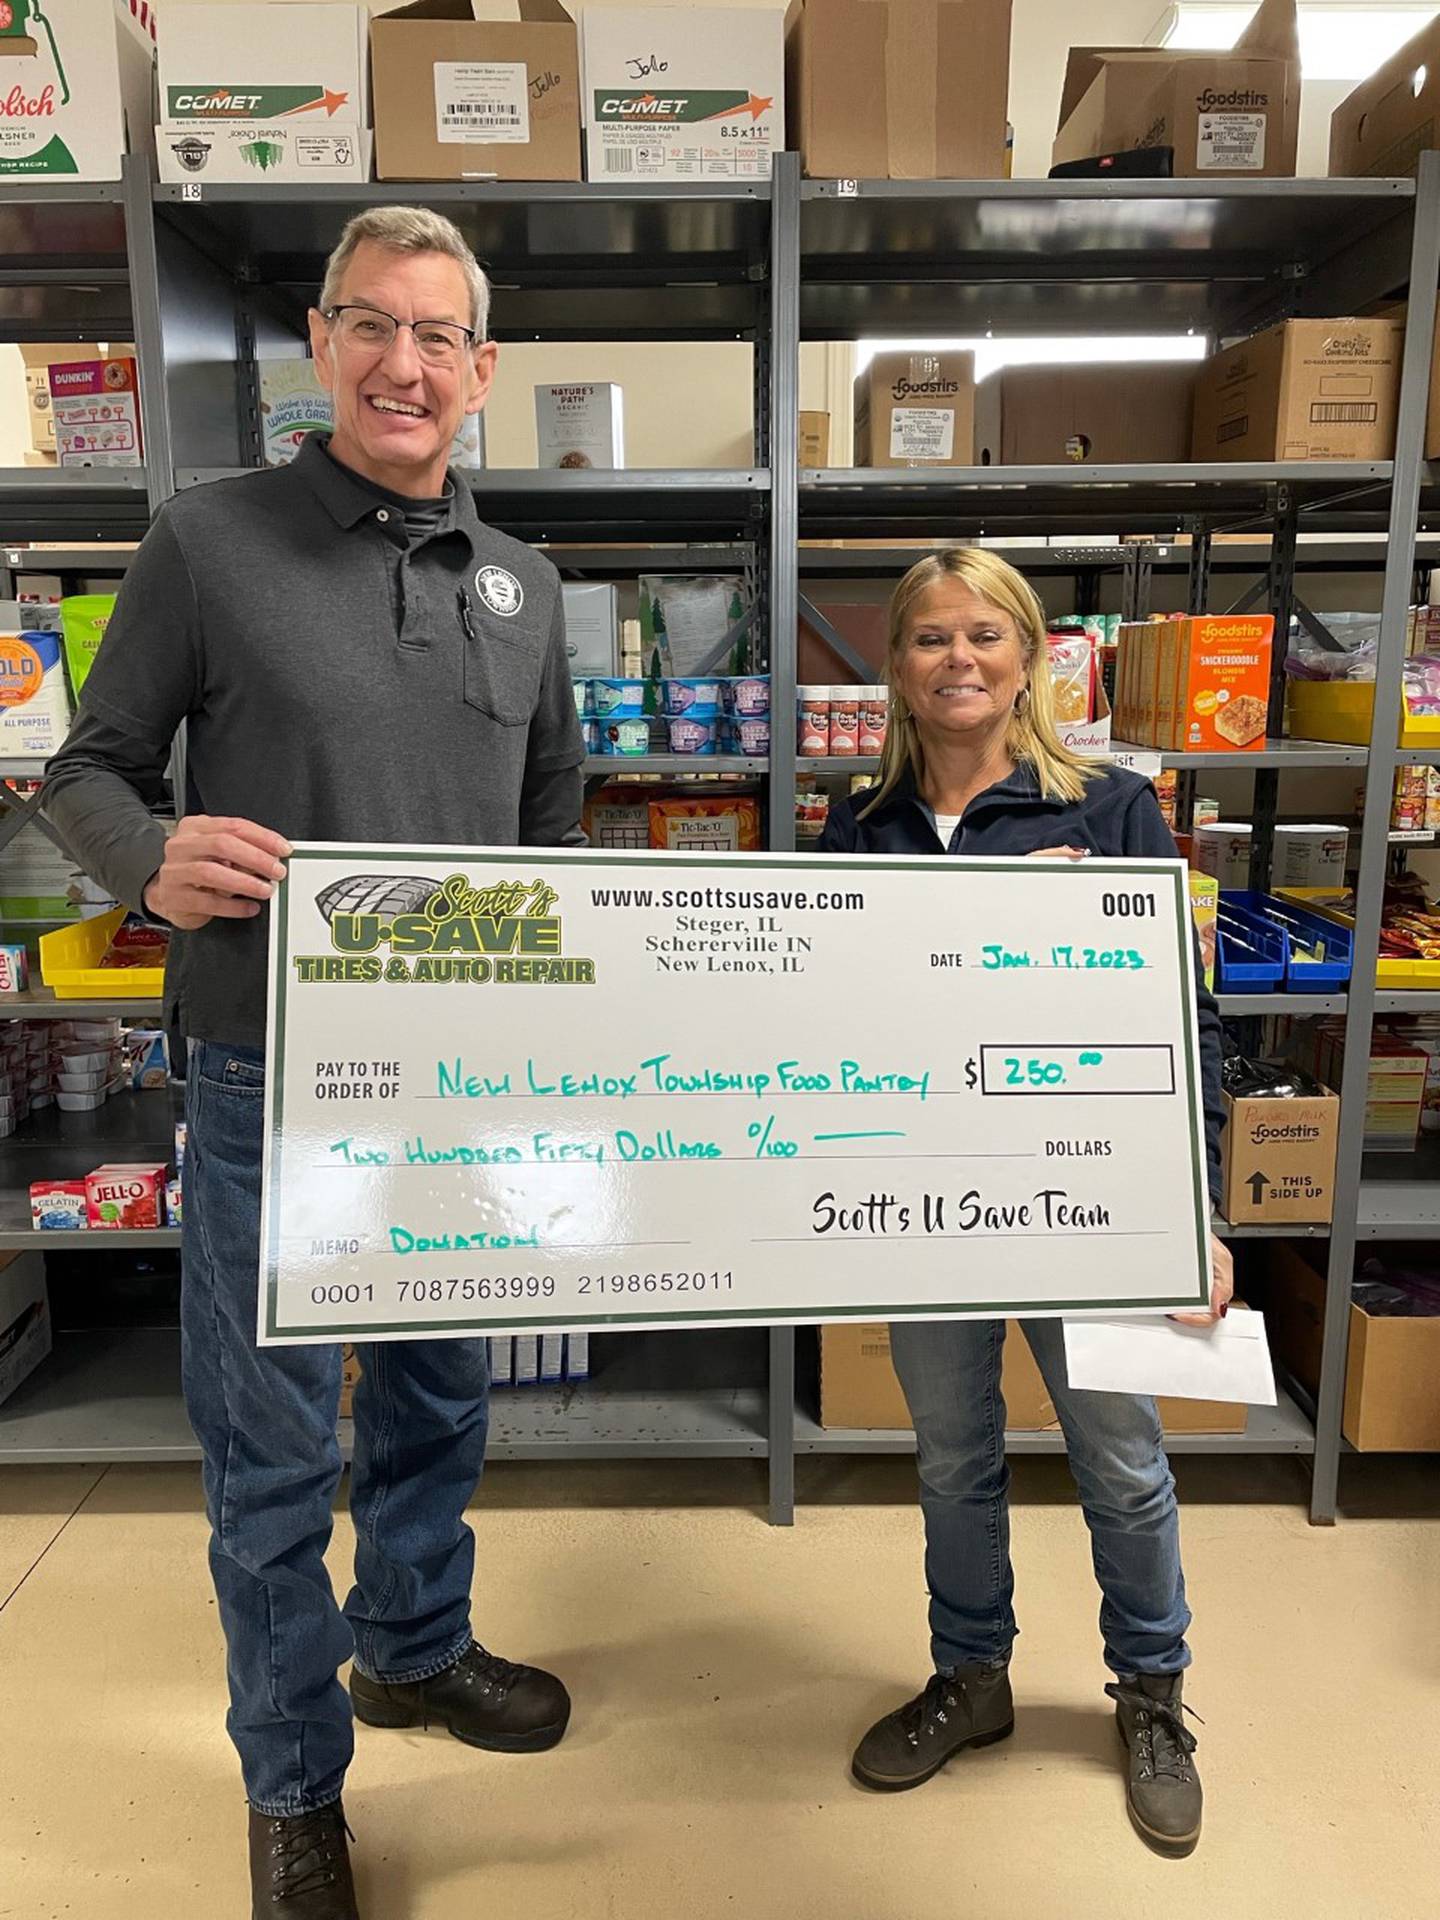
top-left (45, 207), bottom-right (583, 1919)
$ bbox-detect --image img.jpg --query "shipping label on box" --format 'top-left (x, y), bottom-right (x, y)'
top-left (50, 357), bottom-right (142, 467)
top-left (580, 6), bottom-right (784, 180)
top-left (0, 0), bottom-right (154, 180)
top-left (371, 2), bottom-right (581, 184)
top-left (1220, 1088), bottom-right (1339, 1224)
top-left (855, 351), bottom-right (974, 468)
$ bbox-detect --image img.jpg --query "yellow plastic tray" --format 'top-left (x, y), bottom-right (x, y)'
top-left (1286, 680), bottom-right (1440, 750)
top-left (1276, 888), bottom-right (1440, 988)
top-left (39, 906), bottom-right (166, 1000)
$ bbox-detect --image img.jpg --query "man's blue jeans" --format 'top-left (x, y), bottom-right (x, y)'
top-left (889, 1317), bottom-right (1191, 1678)
top-left (180, 1042), bottom-right (491, 1815)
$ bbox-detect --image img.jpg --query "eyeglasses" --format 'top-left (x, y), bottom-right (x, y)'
top-left (323, 304), bottom-right (478, 366)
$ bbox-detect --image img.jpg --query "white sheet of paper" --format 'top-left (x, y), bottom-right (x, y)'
top-left (1062, 1310), bottom-right (1277, 1406)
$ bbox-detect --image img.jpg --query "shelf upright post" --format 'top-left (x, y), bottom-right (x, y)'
top-left (1308, 153), bottom-right (1440, 1526)
top-left (121, 151), bottom-right (175, 517)
top-left (766, 152), bottom-right (801, 1527)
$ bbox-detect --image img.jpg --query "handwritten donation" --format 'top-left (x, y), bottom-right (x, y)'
top-left (258, 848), bottom-right (1212, 1345)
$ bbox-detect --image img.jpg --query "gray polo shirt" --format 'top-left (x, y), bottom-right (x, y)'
top-left (44, 434), bottom-right (585, 1046)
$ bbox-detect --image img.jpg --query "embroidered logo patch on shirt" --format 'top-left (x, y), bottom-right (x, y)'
top-left (475, 565), bottom-right (523, 617)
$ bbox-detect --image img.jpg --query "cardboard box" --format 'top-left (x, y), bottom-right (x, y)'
top-left (1052, 0), bottom-right (1299, 181)
top-left (0, 1253), bottom-right (50, 1409)
top-left (1220, 1087), bottom-right (1339, 1226)
top-left (819, 1320), bottom-right (1246, 1434)
top-left (786, 0), bottom-right (1010, 181)
top-left (49, 356), bottom-right (142, 467)
top-left (258, 358), bottom-right (482, 468)
top-left (975, 364), bottom-right (1194, 467)
top-left (1330, 14), bottom-right (1440, 178)
top-left (561, 581), bottom-right (618, 675)
top-left (1262, 1242), bottom-right (1440, 1452)
top-left (1192, 319), bottom-right (1402, 464)
top-left (17, 346), bottom-right (97, 453)
top-left (580, 6), bottom-right (784, 181)
top-left (536, 382), bottom-right (623, 469)
top-left (155, 3), bottom-right (371, 183)
top-left (0, 0), bottom-right (154, 181)
top-left (855, 350), bottom-right (974, 467)
top-left (371, 0), bottom-right (580, 184)
top-left (798, 410), bottom-right (830, 467)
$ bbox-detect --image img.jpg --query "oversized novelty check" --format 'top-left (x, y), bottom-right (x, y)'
top-left (258, 847), bottom-right (1212, 1344)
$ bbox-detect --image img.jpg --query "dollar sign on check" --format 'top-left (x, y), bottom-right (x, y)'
top-left (964, 1057), bottom-right (978, 1090)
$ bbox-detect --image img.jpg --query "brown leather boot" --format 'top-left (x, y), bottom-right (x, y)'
top-left (248, 1801), bottom-right (359, 1917)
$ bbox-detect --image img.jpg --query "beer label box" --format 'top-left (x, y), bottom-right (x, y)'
top-left (0, 0), bottom-right (154, 180)
top-left (580, 6), bottom-right (784, 181)
top-left (786, 0), bottom-right (1011, 181)
top-left (371, 0), bottom-right (581, 184)
top-left (854, 350), bottom-right (974, 468)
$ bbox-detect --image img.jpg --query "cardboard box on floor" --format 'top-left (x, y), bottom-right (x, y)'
top-left (1051, 0), bottom-right (1299, 181)
top-left (785, 0), bottom-right (1011, 180)
top-left (371, 0), bottom-right (581, 184)
top-left (819, 1321), bottom-right (1247, 1434)
top-left (155, 3), bottom-right (372, 183)
top-left (974, 364), bottom-right (1194, 466)
top-left (0, 0), bottom-right (154, 181)
top-left (580, 6), bottom-right (784, 182)
top-left (855, 350), bottom-right (974, 467)
top-left (1220, 1086), bottom-right (1339, 1226)
top-left (1260, 1242), bottom-right (1440, 1451)
top-left (1330, 14), bottom-right (1440, 178)
top-left (1191, 319), bottom-right (1402, 463)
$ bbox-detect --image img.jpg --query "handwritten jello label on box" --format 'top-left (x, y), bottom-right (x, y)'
top-left (258, 849), bottom-right (1212, 1344)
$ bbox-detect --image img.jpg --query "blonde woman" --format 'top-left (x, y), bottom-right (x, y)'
top-left (820, 549), bottom-right (1231, 1857)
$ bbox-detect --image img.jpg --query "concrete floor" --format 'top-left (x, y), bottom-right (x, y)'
top-left (1, 1454), bottom-right (1437, 1920)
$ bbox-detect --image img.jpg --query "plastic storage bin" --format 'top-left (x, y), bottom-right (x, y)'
top-left (39, 908), bottom-right (165, 1001)
top-left (1220, 891), bottom-right (1353, 991)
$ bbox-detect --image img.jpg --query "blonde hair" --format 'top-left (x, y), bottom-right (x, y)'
top-left (862, 547), bottom-right (1098, 814)
top-left (320, 206), bottom-right (491, 338)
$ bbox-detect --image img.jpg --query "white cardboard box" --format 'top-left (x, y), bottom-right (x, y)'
top-left (155, 3), bottom-right (370, 182)
top-left (580, 6), bottom-right (783, 181)
top-left (535, 382), bottom-right (624, 469)
top-left (258, 358), bottom-right (483, 467)
top-left (157, 4), bottom-right (368, 124)
top-left (0, 0), bottom-right (154, 182)
top-left (0, 1254), bottom-right (51, 1409)
top-left (561, 581), bottom-right (619, 674)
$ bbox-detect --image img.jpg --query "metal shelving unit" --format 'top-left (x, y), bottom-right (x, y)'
top-left (6, 156), bottom-right (1440, 1524)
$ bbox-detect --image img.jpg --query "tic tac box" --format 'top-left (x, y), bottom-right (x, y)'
top-left (535, 382), bottom-right (624, 469)
top-left (975, 364), bottom-right (1194, 467)
top-left (1330, 14), bottom-right (1440, 178)
top-left (371, 0), bottom-right (581, 183)
top-left (49, 356), bottom-right (142, 467)
top-left (1191, 319), bottom-right (1403, 464)
top-left (580, 6), bottom-right (784, 181)
top-left (855, 350), bottom-right (974, 467)
top-left (786, 0), bottom-right (1011, 181)
top-left (1052, 0), bottom-right (1299, 181)
top-left (0, 1254), bottom-right (50, 1409)
top-left (155, 3), bottom-right (372, 182)
top-left (0, 0), bottom-right (154, 182)
top-left (1220, 1086), bottom-right (1339, 1226)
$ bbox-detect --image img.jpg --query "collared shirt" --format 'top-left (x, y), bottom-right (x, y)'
top-left (44, 433), bottom-right (585, 1046)
top-left (821, 758), bottom-right (1225, 1204)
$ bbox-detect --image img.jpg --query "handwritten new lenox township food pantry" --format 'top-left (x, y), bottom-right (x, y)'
top-left (6, 0), bottom-right (1440, 1910)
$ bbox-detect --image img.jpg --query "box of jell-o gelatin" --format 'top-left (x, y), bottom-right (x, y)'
top-left (85, 1162), bottom-right (168, 1230)
top-left (31, 1179), bottom-right (88, 1230)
